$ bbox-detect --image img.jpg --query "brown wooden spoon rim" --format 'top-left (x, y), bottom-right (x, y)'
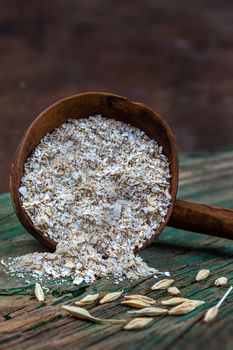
top-left (10, 92), bottom-right (178, 251)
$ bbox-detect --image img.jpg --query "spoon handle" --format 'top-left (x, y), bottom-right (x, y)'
top-left (168, 199), bottom-right (233, 239)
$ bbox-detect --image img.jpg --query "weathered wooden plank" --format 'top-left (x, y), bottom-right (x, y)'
top-left (0, 150), bottom-right (233, 349)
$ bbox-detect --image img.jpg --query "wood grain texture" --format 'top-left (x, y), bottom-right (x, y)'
top-left (1, 149), bottom-right (233, 349)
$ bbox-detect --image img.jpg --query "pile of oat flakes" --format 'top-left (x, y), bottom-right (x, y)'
top-left (6, 115), bottom-right (171, 285)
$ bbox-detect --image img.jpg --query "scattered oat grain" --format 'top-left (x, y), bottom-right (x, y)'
top-left (168, 302), bottom-right (197, 315)
top-left (195, 269), bottom-right (210, 281)
top-left (121, 299), bottom-right (152, 309)
top-left (214, 277), bottom-right (228, 287)
top-left (35, 283), bottom-right (45, 302)
top-left (204, 306), bottom-right (219, 322)
top-left (161, 297), bottom-right (189, 306)
top-left (203, 286), bottom-right (233, 323)
top-left (167, 287), bottom-right (180, 296)
top-left (124, 317), bottom-right (153, 330)
top-left (127, 307), bottom-right (168, 316)
top-left (62, 305), bottom-right (126, 324)
top-left (187, 300), bottom-right (205, 307)
top-left (151, 279), bottom-right (174, 290)
top-left (124, 295), bottom-right (156, 304)
top-left (75, 294), bottom-right (99, 306)
top-left (99, 291), bottom-right (123, 304)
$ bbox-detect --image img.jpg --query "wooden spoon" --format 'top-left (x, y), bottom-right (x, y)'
top-left (10, 92), bottom-right (233, 250)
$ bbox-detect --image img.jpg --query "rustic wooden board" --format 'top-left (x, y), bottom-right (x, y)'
top-left (0, 149), bottom-right (233, 349)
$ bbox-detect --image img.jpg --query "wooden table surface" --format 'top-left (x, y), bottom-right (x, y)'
top-left (0, 149), bottom-right (233, 349)
top-left (1, 0), bottom-right (233, 193)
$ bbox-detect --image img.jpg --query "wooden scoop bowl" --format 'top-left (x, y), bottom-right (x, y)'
top-left (10, 92), bottom-right (233, 250)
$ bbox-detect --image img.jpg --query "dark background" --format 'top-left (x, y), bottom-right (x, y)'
top-left (0, 0), bottom-right (233, 193)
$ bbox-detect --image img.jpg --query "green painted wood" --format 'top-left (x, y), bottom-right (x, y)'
top-left (0, 149), bottom-right (233, 349)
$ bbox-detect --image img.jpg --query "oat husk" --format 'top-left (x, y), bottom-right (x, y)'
top-left (124, 295), bottom-right (156, 305)
top-left (127, 307), bottom-right (168, 316)
top-left (195, 269), bottom-right (210, 281)
top-left (121, 299), bottom-right (152, 309)
top-left (99, 291), bottom-right (123, 304)
top-left (161, 297), bottom-right (189, 306)
top-left (214, 277), bottom-right (228, 287)
top-left (204, 306), bottom-right (219, 322)
top-left (168, 300), bottom-right (202, 315)
top-left (62, 305), bottom-right (126, 324)
top-left (75, 294), bottom-right (99, 306)
top-left (124, 317), bottom-right (153, 330)
top-left (151, 279), bottom-right (174, 290)
top-left (167, 287), bottom-right (180, 296)
top-left (188, 300), bottom-right (205, 307)
top-left (35, 283), bottom-right (45, 302)
top-left (168, 299), bottom-right (205, 315)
